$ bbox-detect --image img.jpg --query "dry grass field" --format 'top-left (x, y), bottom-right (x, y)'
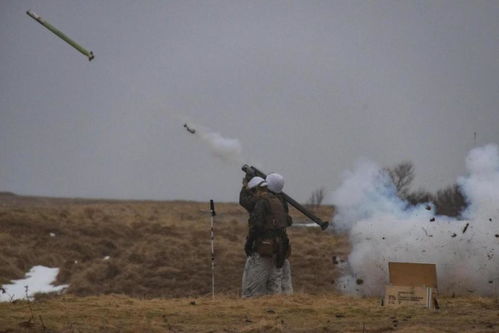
top-left (0, 192), bottom-right (498, 332)
top-left (1, 294), bottom-right (498, 332)
top-left (0, 193), bottom-right (341, 297)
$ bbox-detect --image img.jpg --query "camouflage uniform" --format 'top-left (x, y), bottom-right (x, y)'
top-left (239, 186), bottom-right (258, 213)
top-left (241, 253), bottom-right (292, 297)
top-left (240, 188), bottom-right (293, 298)
top-left (240, 187), bottom-right (291, 218)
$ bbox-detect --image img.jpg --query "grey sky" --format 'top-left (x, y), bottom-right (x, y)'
top-left (1, 1), bottom-right (498, 203)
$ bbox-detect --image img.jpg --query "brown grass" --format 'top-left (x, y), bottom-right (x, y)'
top-left (0, 293), bottom-right (498, 332)
top-left (0, 194), bottom-right (340, 297)
top-left (1, 194), bottom-right (497, 332)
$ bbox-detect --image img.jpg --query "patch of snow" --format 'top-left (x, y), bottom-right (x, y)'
top-left (49, 232), bottom-right (56, 237)
top-left (0, 266), bottom-right (68, 302)
top-left (103, 256), bottom-right (110, 260)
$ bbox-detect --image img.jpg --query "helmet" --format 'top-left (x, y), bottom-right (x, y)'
top-left (248, 176), bottom-right (267, 189)
top-left (266, 173), bottom-right (284, 193)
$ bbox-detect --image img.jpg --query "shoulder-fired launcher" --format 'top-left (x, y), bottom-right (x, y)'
top-left (242, 164), bottom-right (330, 230)
top-left (26, 10), bottom-right (94, 61)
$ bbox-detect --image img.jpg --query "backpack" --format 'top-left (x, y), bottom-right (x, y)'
top-left (261, 192), bottom-right (288, 231)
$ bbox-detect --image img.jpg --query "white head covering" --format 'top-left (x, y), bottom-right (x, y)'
top-left (248, 176), bottom-right (267, 189)
top-left (266, 173), bottom-right (284, 193)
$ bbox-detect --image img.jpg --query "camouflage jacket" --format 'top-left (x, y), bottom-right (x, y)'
top-left (248, 191), bottom-right (292, 237)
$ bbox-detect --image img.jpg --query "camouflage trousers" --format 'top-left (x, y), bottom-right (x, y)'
top-left (241, 253), bottom-right (293, 298)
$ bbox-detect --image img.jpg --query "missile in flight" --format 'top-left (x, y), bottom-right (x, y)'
top-left (184, 123), bottom-right (196, 134)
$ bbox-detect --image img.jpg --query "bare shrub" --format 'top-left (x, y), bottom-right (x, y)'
top-left (386, 161), bottom-right (467, 217)
top-left (386, 161), bottom-right (415, 198)
top-left (406, 189), bottom-right (434, 206)
top-left (434, 184), bottom-right (467, 217)
top-left (307, 187), bottom-right (326, 208)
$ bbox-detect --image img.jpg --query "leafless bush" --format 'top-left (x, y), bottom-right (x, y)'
top-left (434, 184), bottom-right (467, 217)
top-left (307, 187), bottom-right (326, 208)
top-left (386, 161), bottom-right (415, 198)
top-left (405, 189), bottom-right (434, 206)
top-left (386, 161), bottom-right (467, 217)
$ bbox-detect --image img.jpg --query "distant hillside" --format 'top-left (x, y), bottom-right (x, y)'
top-left (0, 195), bottom-right (341, 298)
top-left (0, 191), bottom-right (17, 197)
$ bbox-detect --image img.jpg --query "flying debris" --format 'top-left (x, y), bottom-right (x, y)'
top-left (422, 227), bottom-right (433, 237)
top-left (26, 10), bottom-right (94, 61)
top-left (183, 123), bottom-right (196, 134)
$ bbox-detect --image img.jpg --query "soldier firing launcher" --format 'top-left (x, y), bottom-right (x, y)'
top-left (242, 164), bottom-right (330, 231)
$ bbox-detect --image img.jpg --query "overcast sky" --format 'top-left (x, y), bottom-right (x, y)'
top-left (1, 1), bottom-right (498, 203)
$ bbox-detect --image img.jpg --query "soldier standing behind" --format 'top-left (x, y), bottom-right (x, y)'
top-left (240, 174), bottom-right (293, 298)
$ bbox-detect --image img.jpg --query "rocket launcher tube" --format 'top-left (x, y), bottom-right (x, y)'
top-left (242, 164), bottom-right (330, 230)
top-left (26, 10), bottom-right (94, 61)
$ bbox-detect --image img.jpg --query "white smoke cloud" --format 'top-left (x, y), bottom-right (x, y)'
top-left (331, 144), bottom-right (499, 296)
top-left (198, 129), bottom-right (243, 164)
top-left (459, 144), bottom-right (499, 221)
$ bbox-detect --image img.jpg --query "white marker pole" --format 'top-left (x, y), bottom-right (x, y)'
top-left (209, 200), bottom-right (216, 299)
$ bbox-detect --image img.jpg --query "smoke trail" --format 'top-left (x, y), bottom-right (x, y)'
top-left (182, 119), bottom-right (244, 164)
top-left (331, 145), bottom-right (499, 296)
top-left (198, 129), bottom-right (243, 164)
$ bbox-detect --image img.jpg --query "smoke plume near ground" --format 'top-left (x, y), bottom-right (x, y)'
top-left (331, 144), bottom-right (499, 296)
